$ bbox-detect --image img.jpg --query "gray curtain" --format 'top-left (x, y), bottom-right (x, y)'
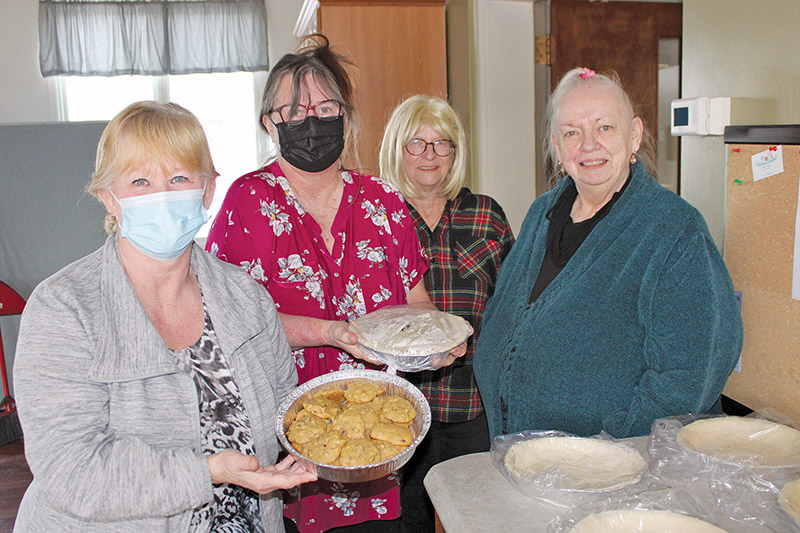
top-left (39, 0), bottom-right (269, 77)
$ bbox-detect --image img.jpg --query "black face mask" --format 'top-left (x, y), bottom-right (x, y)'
top-left (275, 115), bottom-right (345, 173)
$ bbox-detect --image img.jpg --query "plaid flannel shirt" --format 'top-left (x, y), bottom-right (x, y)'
top-left (405, 188), bottom-right (515, 423)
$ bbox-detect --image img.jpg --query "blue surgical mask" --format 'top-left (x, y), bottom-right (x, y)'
top-left (113, 188), bottom-right (209, 261)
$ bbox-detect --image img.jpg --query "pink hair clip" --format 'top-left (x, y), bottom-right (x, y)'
top-left (579, 67), bottom-right (596, 79)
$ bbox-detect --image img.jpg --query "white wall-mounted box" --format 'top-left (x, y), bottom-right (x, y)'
top-left (671, 96), bottom-right (731, 136)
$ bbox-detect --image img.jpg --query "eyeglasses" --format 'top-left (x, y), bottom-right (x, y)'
top-left (268, 99), bottom-right (343, 125)
top-left (405, 138), bottom-right (456, 157)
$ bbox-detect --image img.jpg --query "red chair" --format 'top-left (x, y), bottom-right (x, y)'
top-left (0, 280), bottom-right (26, 445)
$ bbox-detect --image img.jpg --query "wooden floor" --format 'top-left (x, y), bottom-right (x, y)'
top-left (0, 439), bottom-right (31, 532)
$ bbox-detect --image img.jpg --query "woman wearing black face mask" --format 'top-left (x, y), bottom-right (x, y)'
top-left (205, 35), bottom-right (465, 533)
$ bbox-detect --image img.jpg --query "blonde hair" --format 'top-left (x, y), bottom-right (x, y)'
top-left (379, 95), bottom-right (466, 201)
top-left (544, 67), bottom-right (655, 185)
top-left (87, 101), bottom-right (218, 233)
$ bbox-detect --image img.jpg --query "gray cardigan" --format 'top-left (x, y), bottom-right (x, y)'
top-left (13, 235), bottom-right (297, 532)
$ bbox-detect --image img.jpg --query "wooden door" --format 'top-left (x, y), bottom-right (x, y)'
top-left (318, 1), bottom-right (448, 176)
top-left (550, 0), bottom-right (682, 175)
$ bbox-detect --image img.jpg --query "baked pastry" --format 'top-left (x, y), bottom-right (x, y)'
top-left (285, 378), bottom-right (419, 467)
top-left (315, 389), bottom-right (347, 405)
top-left (330, 410), bottom-right (368, 440)
top-left (286, 413), bottom-right (329, 445)
top-left (342, 402), bottom-right (380, 430)
top-left (304, 431), bottom-right (347, 464)
top-left (344, 381), bottom-right (385, 403)
top-left (377, 441), bottom-right (409, 461)
top-left (371, 422), bottom-right (414, 447)
top-left (381, 396), bottom-right (416, 424)
top-left (302, 396), bottom-right (342, 420)
top-left (338, 438), bottom-right (382, 466)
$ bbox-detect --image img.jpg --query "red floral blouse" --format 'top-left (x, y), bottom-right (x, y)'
top-left (205, 160), bottom-right (428, 532)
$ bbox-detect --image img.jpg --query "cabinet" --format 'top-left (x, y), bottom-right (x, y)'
top-left (314, 0), bottom-right (447, 175)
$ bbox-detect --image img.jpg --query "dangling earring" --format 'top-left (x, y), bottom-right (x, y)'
top-left (630, 153), bottom-right (638, 164)
top-left (557, 161), bottom-right (565, 176)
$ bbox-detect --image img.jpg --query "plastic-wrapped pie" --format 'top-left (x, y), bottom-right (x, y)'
top-left (348, 306), bottom-right (472, 372)
top-left (570, 510), bottom-right (727, 532)
top-left (676, 417), bottom-right (800, 468)
top-left (503, 436), bottom-right (646, 491)
top-left (779, 479), bottom-right (800, 525)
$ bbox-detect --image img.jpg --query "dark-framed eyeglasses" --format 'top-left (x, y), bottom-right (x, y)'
top-left (405, 138), bottom-right (456, 157)
top-left (268, 99), bottom-right (343, 125)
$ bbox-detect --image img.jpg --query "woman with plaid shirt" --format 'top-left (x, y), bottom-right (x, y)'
top-left (380, 95), bottom-right (515, 533)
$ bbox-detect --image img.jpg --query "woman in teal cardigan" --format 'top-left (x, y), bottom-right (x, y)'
top-left (473, 67), bottom-right (743, 439)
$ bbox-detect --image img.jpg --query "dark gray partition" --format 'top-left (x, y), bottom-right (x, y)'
top-left (0, 121), bottom-right (108, 392)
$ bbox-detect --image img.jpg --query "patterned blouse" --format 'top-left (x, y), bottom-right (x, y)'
top-left (205, 160), bottom-right (428, 532)
top-left (173, 308), bottom-right (263, 533)
top-left (406, 188), bottom-right (515, 423)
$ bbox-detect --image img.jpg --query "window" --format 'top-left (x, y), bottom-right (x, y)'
top-left (59, 72), bottom-right (275, 238)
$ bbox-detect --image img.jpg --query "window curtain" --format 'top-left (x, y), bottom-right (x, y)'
top-left (39, 0), bottom-right (269, 77)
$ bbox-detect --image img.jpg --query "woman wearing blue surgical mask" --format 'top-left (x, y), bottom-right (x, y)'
top-left (13, 101), bottom-right (316, 533)
top-left (206, 35), bottom-right (465, 533)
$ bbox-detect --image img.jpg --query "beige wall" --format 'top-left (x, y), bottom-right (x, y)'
top-left (681, 0), bottom-right (800, 247)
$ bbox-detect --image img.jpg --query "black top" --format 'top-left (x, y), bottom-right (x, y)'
top-left (723, 124), bottom-right (800, 145)
top-left (529, 171), bottom-right (631, 304)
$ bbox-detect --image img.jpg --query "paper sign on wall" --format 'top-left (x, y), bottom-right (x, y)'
top-left (751, 145), bottom-right (784, 181)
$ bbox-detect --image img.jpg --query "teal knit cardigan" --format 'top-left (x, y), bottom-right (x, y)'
top-left (473, 161), bottom-right (743, 439)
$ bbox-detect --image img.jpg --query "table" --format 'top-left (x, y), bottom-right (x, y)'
top-left (423, 436), bottom-right (786, 532)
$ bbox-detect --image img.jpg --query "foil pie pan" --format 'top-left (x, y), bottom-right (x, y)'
top-left (357, 344), bottom-right (459, 372)
top-left (276, 369), bottom-right (432, 483)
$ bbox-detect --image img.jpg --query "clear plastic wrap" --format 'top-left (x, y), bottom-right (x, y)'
top-left (648, 410), bottom-right (800, 483)
top-left (645, 410), bottom-right (800, 532)
top-left (707, 467), bottom-right (800, 532)
top-left (779, 478), bottom-right (800, 528)
top-left (547, 487), bottom-right (730, 532)
top-left (490, 430), bottom-right (649, 508)
top-left (347, 305), bottom-right (472, 372)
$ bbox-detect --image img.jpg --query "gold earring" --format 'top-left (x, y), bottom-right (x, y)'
top-left (557, 161), bottom-right (565, 176)
top-left (106, 213), bottom-right (117, 223)
top-left (630, 153), bottom-right (638, 164)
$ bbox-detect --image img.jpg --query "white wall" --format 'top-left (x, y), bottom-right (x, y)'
top-left (471, 0), bottom-right (537, 236)
top-left (0, 0), bottom-right (58, 123)
top-left (0, 0), bottom-right (302, 125)
top-left (265, 0), bottom-right (303, 67)
top-left (681, 0), bottom-right (800, 247)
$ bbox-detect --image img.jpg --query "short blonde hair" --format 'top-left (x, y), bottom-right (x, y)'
top-left (379, 95), bottom-right (466, 201)
top-left (87, 101), bottom-right (218, 233)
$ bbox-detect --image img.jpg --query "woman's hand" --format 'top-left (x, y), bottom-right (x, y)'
top-left (208, 450), bottom-right (317, 494)
top-left (326, 321), bottom-right (384, 365)
top-left (440, 321), bottom-right (473, 367)
top-left (441, 340), bottom-right (468, 367)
